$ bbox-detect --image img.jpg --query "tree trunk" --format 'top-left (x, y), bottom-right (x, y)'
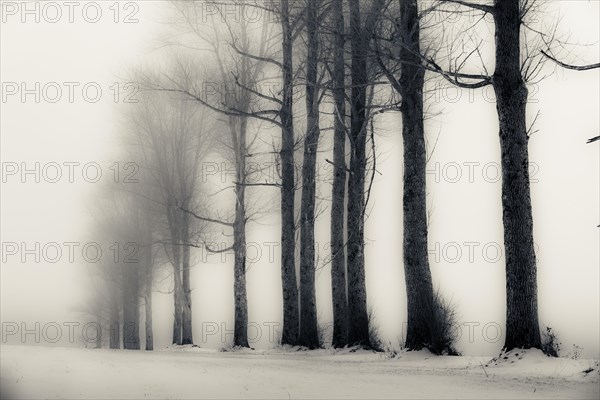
top-left (109, 275), bottom-right (121, 349)
top-left (122, 263), bottom-right (140, 350)
top-left (181, 207), bottom-right (194, 345)
top-left (144, 248), bottom-right (154, 351)
top-left (397, 0), bottom-right (437, 351)
top-left (299, 0), bottom-right (320, 349)
top-left (171, 212), bottom-right (183, 345)
top-left (493, 0), bottom-right (541, 351)
top-left (346, 0), bottom-right (370, 347)
top-left (145, 291), bottom-right (153, 351)
top-left (233, 193), bottom-right (249, 348)
top-left (95, 316), bottom-right (102, 349)
top-left (330, 0), bottom-right (349, 349)
top-left (172, 266), bottom-right (183, 346)
top-left (233, 116), bottom-right (250, 348)
top-left (279, 0), bottom-right (300, 347)
top-left (167, 205), bottom-right (183, 346)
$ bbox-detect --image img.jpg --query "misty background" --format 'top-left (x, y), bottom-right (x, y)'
top-left (1, 0), bottom-right (598, 356)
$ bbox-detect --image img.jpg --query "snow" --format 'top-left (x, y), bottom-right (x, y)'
top-left (1, 345), bottom-right (598, 399)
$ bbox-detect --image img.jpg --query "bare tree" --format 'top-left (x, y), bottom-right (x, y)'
top-left (89, 185), bottom-right (156, 351)
top-left (328, 0), bottom-right (349, 348)
top-left (120, 195), bottom-right (156, 351)
top-left (152, 1), bottom-right (284, 347)
top-left (79, 262), bottom-right (118, 349)
top-left (162, 0), bottom-right (313, 347)
top-left (375, 0), bottom-right (440, 351)
top-left (84, 190), bottom-right (129, 350)
top-left (346, 0), bottom-right (386, 348)
top-left (127, 89), bottom-right (212, 346)
top-left (298, 0), bottom-right (322, 349)
top-left (463, 0), bottom-right (540, 351)
top-left (279, 0), bottom-right (301, 348)
top-left (142, 241), bottom-right (155, 351)
top-left (423, 0), bottom-right (555, 350)
top-left (121, 253), bottom-right (141, 349)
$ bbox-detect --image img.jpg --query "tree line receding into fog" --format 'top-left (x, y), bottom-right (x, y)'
top-left (83, 0), bottom-right (598, 355)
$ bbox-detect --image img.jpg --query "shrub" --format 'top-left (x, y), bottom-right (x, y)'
top-left (426, 290), bottom-right (460, 355)
top-left (541, 326), bottom-right (561, 357)
top-left (317, 320), bottom-right (331, 349)
top-left (367, 306), bottom-right (385, 352)
top-left (382, 337), bottom-right (403, 359)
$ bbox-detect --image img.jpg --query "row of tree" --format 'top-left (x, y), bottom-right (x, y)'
top-left (84, 0), bottom-right (598, 353)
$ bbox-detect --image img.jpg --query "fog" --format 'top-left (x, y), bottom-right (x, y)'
top-left (1, 0), bottom-right (598, 359)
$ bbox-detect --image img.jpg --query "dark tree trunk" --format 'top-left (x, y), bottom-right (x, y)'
top-left (233, 116), bottom-right (250, 348)
top-left (181, 207), bottom-right (194, 345)
top-left (299, 0), bottom-right (320, 349)
top-left (397, 0), bottom-right (436, 351)
top-left (330, 0), bottom-right (349, 348)
top-left (233, 195), bottom-right (249, 348)
top-left (346, 0), bottom-right (370, 347)
top-left (279, 0), bottom-right (300, 347)
top-left (144, 285), bottom-right (153, 351)
top-left (222, 21), bottom-right (253, 347)
top-left (493, 0), bottom-right (541, 351)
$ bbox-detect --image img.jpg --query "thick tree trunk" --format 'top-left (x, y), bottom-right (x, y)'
top-left (233, 197), bottom-right (249, 348)
top-left (330, 0), bottom-right (349, 348)
top-left (493, 0), bottom-right (541, 351)
top-left (233, 116), bottom-right (250, 348)
top-left (397, 0), bottom-right (436, 351)
top-left (346, 0), bottom-right (370, 347)
top-left (299, 0), bottom-right (320, 349)
top-left (279, 0), bottom-right (300, 347)
top-left (181, 208), bottom-right (194, 345)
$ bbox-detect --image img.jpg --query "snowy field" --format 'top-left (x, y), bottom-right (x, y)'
top-left (1, 345), bottom-right (598, 399)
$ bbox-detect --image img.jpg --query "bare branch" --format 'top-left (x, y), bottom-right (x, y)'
top-left (204, 243), bottom-right (235, 254)
top-left (423, 56), bottom-right (493, 89)
top-left (587, 136), bottom-right (600, 144)
top-left (235, 181), bottom-right (283, 189)
top-left (230, 42), bottom-right (283, 69)
top-left (440, 0), bottom-right (495, 15)
top-left (178, 206), bottom-right (233, 228)
top-left (541, 50), bottom-right (600, 71)
top-left (325, 159), bottom-right (351, 173)
top-left (232, 73), bottom-right (283, 105)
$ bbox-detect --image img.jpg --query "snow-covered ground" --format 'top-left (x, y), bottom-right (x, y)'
top-left (1, 345), bottom-right (598, 399)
